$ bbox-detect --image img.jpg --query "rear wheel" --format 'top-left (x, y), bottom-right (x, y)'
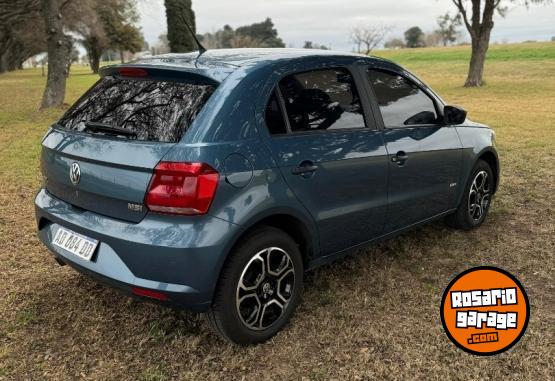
top-left (206, 226), bottom-right (303, 345)
top-left (447, 160), bottom-right (494, 230)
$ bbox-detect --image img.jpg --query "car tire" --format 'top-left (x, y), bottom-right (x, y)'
top-left (446, 159), bottom-right (494, 230)
top-left (206, 226), bottom-right (303, 345)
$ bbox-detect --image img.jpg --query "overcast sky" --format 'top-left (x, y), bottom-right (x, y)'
top-left (137, 0), bottom-right (555, 51)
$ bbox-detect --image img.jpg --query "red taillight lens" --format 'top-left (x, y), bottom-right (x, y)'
top-left (118, 67), bottom-right (148, 77)
top-left (145, 162), bottom-right (219, 215)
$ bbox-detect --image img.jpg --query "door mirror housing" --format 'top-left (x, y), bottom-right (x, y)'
top-left (443, 105), bottom-right (467, 125)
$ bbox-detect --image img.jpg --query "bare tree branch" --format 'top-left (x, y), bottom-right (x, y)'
top-left (451, 0), bottom-right (476, 39)
top-left (350, 24), bottom-right (392, 55)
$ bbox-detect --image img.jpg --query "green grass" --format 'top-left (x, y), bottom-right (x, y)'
top-left (373, 41), bottom-right (555, 62)
top-left (0, 42), bottom-right (554, 380)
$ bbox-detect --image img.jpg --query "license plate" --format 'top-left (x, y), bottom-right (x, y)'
top-left (52, 227), bottom-right (99, 261)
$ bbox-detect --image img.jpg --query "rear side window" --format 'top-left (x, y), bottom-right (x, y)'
top-left (278, 68), bottom-right (365, 132)
top-left (264, 91), bottom-right (287, 135)
top-left (367, 69), bottom-right (438, 127)
top-left (58, 77), bottom-right (215, 143)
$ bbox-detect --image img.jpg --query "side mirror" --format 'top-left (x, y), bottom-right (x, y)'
top-left (443, 105), bottom-right (467, 125)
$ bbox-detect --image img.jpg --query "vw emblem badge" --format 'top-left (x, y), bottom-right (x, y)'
top-left (69, 162), bottom-right (81, 185)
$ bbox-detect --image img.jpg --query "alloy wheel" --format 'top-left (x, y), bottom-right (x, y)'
top-left (235, 247), bottom-right (295, 330)
top-left (468, 170), bottom-right (491, 221)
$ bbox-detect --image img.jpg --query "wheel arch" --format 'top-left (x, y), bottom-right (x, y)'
top-left (455, 147), bottom-right (499, 208)
top-left (235, 213), bottom-right (317, 269)
top-left (477, 149), bottom-right (500, 194)
top-left (218, 210), bottom-right (318, 279)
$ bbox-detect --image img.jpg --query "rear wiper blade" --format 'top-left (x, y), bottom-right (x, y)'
top-left (84, 121), bottom-right (137, 138)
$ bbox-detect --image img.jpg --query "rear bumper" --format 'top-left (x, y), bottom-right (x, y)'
top-left (35, 188), bottom-right (241, 311)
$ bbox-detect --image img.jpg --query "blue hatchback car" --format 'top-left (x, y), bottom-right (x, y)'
top-left (35, 48), bottom-right (499, 344)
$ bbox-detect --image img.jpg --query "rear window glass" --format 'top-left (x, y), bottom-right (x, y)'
top-left (58, 77), bottom-right (215, 143)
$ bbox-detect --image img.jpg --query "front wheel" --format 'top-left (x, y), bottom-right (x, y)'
top-left (206, 226), bottom-right (303, 345)
top-left (447, 159), bottom-right (494, 230)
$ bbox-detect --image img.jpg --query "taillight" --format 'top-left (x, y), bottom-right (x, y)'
top-left (145, 162), bottom-right (219, 215)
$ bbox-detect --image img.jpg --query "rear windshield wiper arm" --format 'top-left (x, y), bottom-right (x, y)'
top-left (84, 121), bottom-right (137, 139)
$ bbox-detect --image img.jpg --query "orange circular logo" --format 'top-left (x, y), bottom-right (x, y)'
top-left (441, 266), bottom-right (529, 356)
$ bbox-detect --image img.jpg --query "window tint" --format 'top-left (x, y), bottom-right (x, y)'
top-left (265, 91), bottom-right (287, 135)
top-left (58, 77), bottom-right (215, 143)
top-left (278, 68), bottom-right (365, 132)
top-left (368, 69), bottom-right (438, 127)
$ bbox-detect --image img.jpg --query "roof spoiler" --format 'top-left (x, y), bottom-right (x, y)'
top-left (99, 65), bottom-right (219, 86)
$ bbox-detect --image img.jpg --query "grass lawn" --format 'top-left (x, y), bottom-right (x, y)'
top-left (0, 42), bottom-right (554, 380)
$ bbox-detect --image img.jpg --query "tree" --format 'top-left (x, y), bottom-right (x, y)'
top-left (350, 25), bottom-right (391, 54)
top-left (1, 0), bottom-right (95, 106)
top-left (404, 26), bottom-right (425, 48)
top-left (73, 0), bottom-right (142, 72)
top-left (452, 0), bottom-right (550, 87)
top-left (436, 12), bottom-right (462, 46)
top-left (97, 0), bottom-right (143, 63)
top-left (229, 34), bottom-right (263, 48)
top-left (40, 0), bottom-right (73, 108)
top-left (235, 18), bottom-right (285, 47)
top-left (164, 0), bottom-right (196, 52)
top-left (384, 37), bottom-right (405, 49)
top-left (303, 41), bottom-right (330, 50)
top-left (66, 41), bottom-right (79, 75)
top-left (73, 3), bottom-right (108, 74)
top-left (152, 33), bottom-right (170, 55)
top-left (198, 19), bottom-right (285, 49)
top-left (0, 0), bottom-right (45, 73)
top-left (425, 31), bottom-right (444, 47)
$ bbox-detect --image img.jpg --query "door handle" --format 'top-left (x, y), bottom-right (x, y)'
top-left (292, 161), bottom-right (319, 176)
top-left (391, 151), bottom-right (408, 165)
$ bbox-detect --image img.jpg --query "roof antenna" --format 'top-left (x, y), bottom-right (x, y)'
top-left (179, 13), bottom-right (207, 56)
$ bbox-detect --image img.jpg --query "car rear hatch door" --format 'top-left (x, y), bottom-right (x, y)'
top-left (41, 67), bottom-right (217, 223)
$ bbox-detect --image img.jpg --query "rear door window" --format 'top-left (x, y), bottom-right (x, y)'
top-left (278, 68), bottom-right (366, 132)
top-left (58, 77), bottom-right (215, 143)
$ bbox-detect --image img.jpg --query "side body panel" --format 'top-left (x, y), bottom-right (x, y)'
top-left (381, 126), bottom-right (462, 231)
top-left (165, 65), bottom-right (321, 264)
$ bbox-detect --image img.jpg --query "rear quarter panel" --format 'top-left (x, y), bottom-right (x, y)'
top-left (162, 65), bottom-right (320, 266)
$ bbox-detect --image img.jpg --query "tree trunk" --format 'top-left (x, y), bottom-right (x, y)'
top-left (0, 36), bottom-right (15, 73)
top-left (85, 42), bottom-right (101, 74)
top-left (465, 35), bottom-right (490, 87)
top-left (40, 0), bottom-right (70, 109)
top-left (90, 52), bottom-right (100, 74)
top-left (459, 0), bottom-right (496, 87)
top-left (0, 53), bottom-right (8, 73)
top-left (120, 50), bottom-right (125, 63)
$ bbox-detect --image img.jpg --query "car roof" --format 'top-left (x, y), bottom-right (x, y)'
top-left (123, 48), bottom-right (381, 82)
top-left (135, 48), bottom-right (367, 66)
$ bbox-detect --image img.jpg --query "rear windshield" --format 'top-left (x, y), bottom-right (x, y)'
top-left (58, 77), bottom-right (215, 143)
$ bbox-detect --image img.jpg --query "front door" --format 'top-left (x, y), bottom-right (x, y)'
top-left (365, 68), bottom-right (462, 232)
top-left (264, 66), bottom-right (389, 255)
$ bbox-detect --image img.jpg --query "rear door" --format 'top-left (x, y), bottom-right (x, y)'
top-left (263, 66), bottom-right (389, 255)
top-left (42, 70), bottom-right (215, 222)
top-left (364, 67), bottom-right (462, 232)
